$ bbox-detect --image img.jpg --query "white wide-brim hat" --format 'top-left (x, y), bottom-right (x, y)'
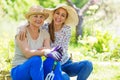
top-left (25, 5), bottom-right (49, 20)
top-left (45, 4), bottom-right (79, 27)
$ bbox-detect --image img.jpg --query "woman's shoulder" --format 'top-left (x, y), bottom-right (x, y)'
top-left (40, 28), bottom-right (48, 33)
top-left (41, 22), bottom-right (49, 30)
top-left (44, 22), bottom-right (49, 26)
top-left (40, 29), bottom-right (50, 38)
top-left (62, 25), bottom-right (71, 31)
top-left (40, 29), bottom-right (49, 36)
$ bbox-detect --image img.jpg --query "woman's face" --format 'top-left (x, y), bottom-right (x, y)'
top-left (53, 8), bottom-right (68, 26)
top-left (29, 14), bottom-right (45, 28)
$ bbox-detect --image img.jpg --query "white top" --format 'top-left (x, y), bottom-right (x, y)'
top-left (12, 28), bottom-right (49, 67)
top-left (42, 23), bottom-right (71, 65)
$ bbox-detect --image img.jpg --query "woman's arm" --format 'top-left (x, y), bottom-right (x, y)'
top-left (43, 37), bottom-right (51, 49)
top-left (43, 33), bottom-right (51, 49)
top-left (16, 35), bottom-right (62, 61)
top-left (16, 36), bottom-right (45, 58)
top-left (60, 26), bottom-right (71, 54)
top-left (17, 21), bottom-right (29, 40)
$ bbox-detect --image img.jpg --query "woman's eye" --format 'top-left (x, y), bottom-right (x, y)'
top-left (62, 14), bottom-right (65, 17)
top-left (40, 15), bottom-right (45, 19)
top-left (56, 12), bottom-right (59, 15)
top-left (34, 15), bottom-right (38, 17)
top-left (40, 16), bottom-right (43, 18)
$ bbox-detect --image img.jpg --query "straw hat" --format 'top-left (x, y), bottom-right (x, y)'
top-left (45, 4), bottom-right (79, 27)
top-left (25, 5), bottom-right (49, 19)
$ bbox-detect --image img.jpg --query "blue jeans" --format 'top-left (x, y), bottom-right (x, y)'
top-left (11, 56), bottom-right (62, 80)
top-left (62, 59), bottom-right (93, 80)
top-left (62, 71), bottom-right (70, 80)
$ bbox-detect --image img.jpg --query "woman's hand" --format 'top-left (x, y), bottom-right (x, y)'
top-left (44, 46), bottom-right (63, 61)
top-left (44, 50), bottom-right (62, 61)
top-left (17, 22), bottom-right (28, 41)
top-left (18, 27), bottom-right (27, 41)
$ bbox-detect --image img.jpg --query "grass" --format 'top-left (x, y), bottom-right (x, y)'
top-left (68, 47), bottom-right (120, 80)
top-left (88, 62), bottom-right (120, 80)
top-left (70, 59), bottom-right (120, 80)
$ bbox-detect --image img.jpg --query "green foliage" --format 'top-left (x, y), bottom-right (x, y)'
top-left (0, 0), bottom-right (98, 21)
top-left (109, 37), bottom-right (120, 61)
top-left (0, 0), bottom-right (66, 21)
top-left (0, 16), bottom-right (15, 72)
top-left (1, 0), bottom-right (39, 20)
top-left (82, 16), bottom-right (96, 37)
top-left (86, 4), bottom-right (99, 16)
top-left (69, 27), bottom-right (78, 46)
top-left (72, 0), bottom-right (88, 8)
top-left (0, 38), bottom-right (14, 72)
top-left (93, 31), bottom-right (112, 53)
top-left (74, 0), bottom-right (120, 61)
top-left (75, 29), bottom-right (120, 61)
top-left (72, 0), bottom-right (99, 16)
top-left (38, 0), bottom-right (65, 8)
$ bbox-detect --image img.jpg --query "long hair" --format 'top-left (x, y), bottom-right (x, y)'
top-left (48, 20), bottom-right (55, 43)
top-left (48, 8), bottom-right (68, 43)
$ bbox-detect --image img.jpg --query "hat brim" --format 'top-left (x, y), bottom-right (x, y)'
top-left (45, 4), bottom-right (79, 27)
top-left (25, 12), bottom-right (49, 20)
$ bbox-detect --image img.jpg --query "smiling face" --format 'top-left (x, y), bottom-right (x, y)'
top-left (28, 14), bottom-right (45, 28)
top-left (53, 8), bottom-right (68, 26)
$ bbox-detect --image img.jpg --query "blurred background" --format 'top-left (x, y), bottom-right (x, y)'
top-left (0, 0), bottom-right (120, 80)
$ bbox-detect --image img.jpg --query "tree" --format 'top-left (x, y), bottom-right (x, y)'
top-left (66, 0), bottom-right (98, 42)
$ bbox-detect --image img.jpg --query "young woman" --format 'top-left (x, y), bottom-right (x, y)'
top-left (18, 4), bottom-right (93, 80)
top-left (11, 5), bottom-right (63, 80)
top-left (46, 4), bottom-right (93, 80)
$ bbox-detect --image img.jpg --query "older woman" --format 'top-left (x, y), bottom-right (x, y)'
top-left (11, 5), bottom-right (63, 80)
